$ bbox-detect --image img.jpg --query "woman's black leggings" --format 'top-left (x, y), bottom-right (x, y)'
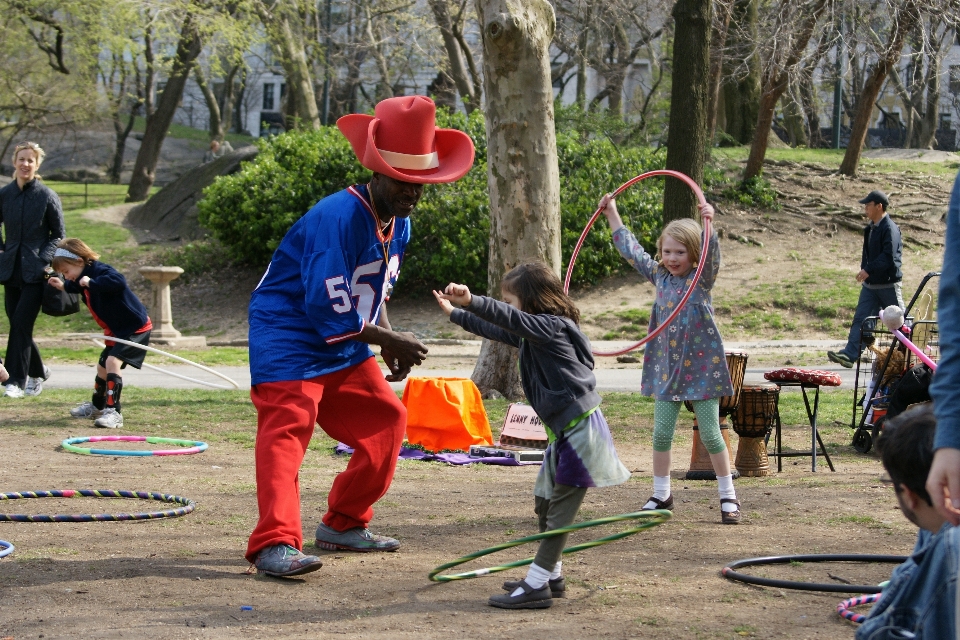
top-left (3, 282), bottom-right (46, 389)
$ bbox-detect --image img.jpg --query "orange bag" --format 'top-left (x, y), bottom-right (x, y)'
top-left (401, 377), bottom-right (493, 452)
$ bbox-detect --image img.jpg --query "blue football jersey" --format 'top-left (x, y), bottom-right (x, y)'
top-left (249, 184), bottom-right (410, 384)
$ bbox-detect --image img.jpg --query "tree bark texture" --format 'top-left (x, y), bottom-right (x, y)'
top-left (706, 0), bottom-right (734, 147)
top-left (126, 15), bottom-right (202, 203)
top-left (663, 0), bottom-right (711, 224)
top-left (429, 0), bottom-right (480, 113)
top-left (839, 0), bottom-right (921, 176)
top-left (471, 0), bottom-right (561, 400)
top-left (720, 0), bottom-right (760, 144)
top-left (742, 0), bottom-right (829, 181)
top-left (274, 12), bottom-right (322, 129)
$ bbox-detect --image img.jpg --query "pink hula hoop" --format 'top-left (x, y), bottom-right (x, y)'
top-left (563, 169), bottom-right (710, 357)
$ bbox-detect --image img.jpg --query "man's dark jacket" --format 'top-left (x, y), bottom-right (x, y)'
top-left (861, 214), bottom-right (902, 285)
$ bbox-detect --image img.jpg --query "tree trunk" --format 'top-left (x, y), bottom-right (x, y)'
top-left (193, 66), bottom-right (223, 141)
top-left (109, 107), bottom-right (139, 184)
top-left (276, 13), bottom-right (322, 129)
top-left (720, 0), bottom-right (760, 144)
top-left (663, 0), bottom-right (711, 223)
top-left (706, 0), bottom-right (734, 147)
top-left (219, 62), bottom-right (241, 135)
top-left (839, 0), bottom-right (920, 176)
top-left (429, 0), bottom-right (479, 113)
top-left (126, 15), bottom-right (202, 202)
top-left (743, 0), bottom-right (828, 181)
top-left (472, 0), bottom-right (561, 399)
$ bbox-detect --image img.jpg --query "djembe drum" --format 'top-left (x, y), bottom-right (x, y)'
top-left (686, 352), bottom-right (749, 480)
top-left (731, 383), bottom-right (779, 477)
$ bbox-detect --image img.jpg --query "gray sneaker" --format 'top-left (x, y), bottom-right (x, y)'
top-left (25, 365), bottom-right (50, 397)
top-left (314, 523), bottom-right (400, 552)
top-left (94, 407), bottom-right (123, 429)
top-left (827, 351), bottom-right (854, 368)
top-left (70, 402), bottom-right (104, 419)
top-left (254, 544), bottom-right (323, 578)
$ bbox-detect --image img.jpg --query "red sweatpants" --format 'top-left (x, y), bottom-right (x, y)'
top-left (245, 357), bottom-right (406, 562)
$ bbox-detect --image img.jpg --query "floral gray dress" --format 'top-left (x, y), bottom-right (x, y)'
top-left (612, 227), bottom-right (733, 401)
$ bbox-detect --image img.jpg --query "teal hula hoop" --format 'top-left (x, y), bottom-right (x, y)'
top-left (61, 435), bottom-right (208, 457)
top-left (428, 509), bottom-right (672, 582)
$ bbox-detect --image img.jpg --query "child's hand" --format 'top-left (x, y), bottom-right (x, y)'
top-left (0, 364), bottom-right (8, 384)
top-left (79, 276), bottom-right (91, 287)
top-left (432, 290), bottom-right (455, 316)
top-left (599, 193), bottom-right (623, 231)
top-left (698, 202), bottom-right (715, 224)
top-left (47, 276), bottom-right (64, 290)
top-left (440, 282), bottom-right (472, 307)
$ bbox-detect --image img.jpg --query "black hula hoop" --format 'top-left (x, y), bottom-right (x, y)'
top-left (721, 554), bottom-right (907, 593)
top-left (562, 170), bottom-right (711, 357)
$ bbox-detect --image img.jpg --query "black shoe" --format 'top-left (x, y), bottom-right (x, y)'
top-left (503, 576), bottom-right (565, 598)
top-left (721, 499), bottom-right (742, 525)
top-left (642, 494), bottom-right (674, 511)
top-left (489, 579), bottom-right (553, 609)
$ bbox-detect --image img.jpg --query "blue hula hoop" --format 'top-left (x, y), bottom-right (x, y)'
top-left (0, 540), bottom-right (13, 558)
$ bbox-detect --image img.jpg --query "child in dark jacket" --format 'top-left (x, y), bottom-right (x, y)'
top-left (48, 238), bottom-right (152, 428)
top-left (434, 262), bottom-right (630, 610)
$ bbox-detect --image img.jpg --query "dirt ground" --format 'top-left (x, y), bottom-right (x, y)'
top-left (0, 418), bottom-right (914, 640)
top-left (0, 156), bottom-right (953, 639)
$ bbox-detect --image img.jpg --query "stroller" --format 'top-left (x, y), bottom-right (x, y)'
top-left (850, 272), bottom-right (940, 453)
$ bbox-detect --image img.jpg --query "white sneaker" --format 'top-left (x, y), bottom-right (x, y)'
top-left (93, 407), bottom-right (123, 429)
top-left (3, 384), bottom-right (24, 399)
top-left (24, 366), bottom-right (50, 397)
top-left (70, 401), bottom-right (103, 419)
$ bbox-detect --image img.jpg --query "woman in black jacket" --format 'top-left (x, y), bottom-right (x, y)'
top-left (0, 141), bottom-right (65, 398)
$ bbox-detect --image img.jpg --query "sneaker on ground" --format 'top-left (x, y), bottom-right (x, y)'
top-left (94, 407), bottom-right (123, 429)
top-left (24, 377), bottom-right (42, 397)
top-left (827, 351), bottom-right (854, 368)
top-left (3, 384), bottom-right (24, 399)
top-left (24, 366), bottom-right (51, 397)
top-left (254, 544), bottom-right (323, 578)
top-left (70, 402), bottom-right (103, 419)
top-left (314, 523), bottom-right (400, 552)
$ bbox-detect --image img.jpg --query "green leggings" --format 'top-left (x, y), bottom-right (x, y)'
top-left (653, 398), bottom-right (725, 454)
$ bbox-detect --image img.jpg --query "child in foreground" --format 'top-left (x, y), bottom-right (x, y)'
top-left (49, 238), bottom-right (152, 429)
top-left (861, 404), bottom-right (958, 638)
top-left (600, 194), bottom-right (742, 523)
top-left (434, 262), bottom-right (630, 610)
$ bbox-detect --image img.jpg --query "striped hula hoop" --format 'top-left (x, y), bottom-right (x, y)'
top-left (61, 435), bottom-right (208, 457)
top-left (429, 509), bottom-right (671, 582)
top-left (0, 540), bottom-right (13, 558)
top-left (837, 593), bottom-right (881, 624)
top-left (562, 170), bottom-right (711, 357)
top-left (0, 490), bottom-right (195, 522)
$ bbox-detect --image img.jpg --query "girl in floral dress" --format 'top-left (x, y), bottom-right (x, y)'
top-left (600, 194), bottom-right (741, 524)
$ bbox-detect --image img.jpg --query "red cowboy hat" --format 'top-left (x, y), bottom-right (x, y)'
top-left (337, 95), bottom-right (475, 184)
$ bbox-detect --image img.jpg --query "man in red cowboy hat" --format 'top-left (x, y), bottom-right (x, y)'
top-left (245, 95), bottom-right (475, 577)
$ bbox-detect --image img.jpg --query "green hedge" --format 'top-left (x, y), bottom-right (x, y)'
top-left (198, 109), bottom-right (670, 295)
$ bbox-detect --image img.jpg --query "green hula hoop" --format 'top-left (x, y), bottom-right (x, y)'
top-left (428, 509), bottom-right (672, 582)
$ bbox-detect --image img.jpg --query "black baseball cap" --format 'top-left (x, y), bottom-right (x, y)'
top-left (859, 190), bottom-right (889, 208)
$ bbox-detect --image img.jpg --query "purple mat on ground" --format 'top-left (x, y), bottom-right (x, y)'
top-left (334, 443), bottom-right (540, 465)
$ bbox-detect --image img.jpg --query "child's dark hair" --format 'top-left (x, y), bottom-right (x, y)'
top-left (876, 403), bottom-right (936, 506)
top-left (501, 262), bottom-right (580, 324)
top-left (51, 238), bottom-right (100, 273)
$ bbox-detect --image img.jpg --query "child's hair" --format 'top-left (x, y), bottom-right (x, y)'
top-left (51, 238), bottom-right (100, 272)
top-left (655, 218), bottom-right (703, 268)
top-left (877, 403), bottom-right (936, 506)
top-left (501, 262), bottom-right (580, 324)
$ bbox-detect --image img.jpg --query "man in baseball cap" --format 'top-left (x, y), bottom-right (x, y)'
top-left (828, 189), bottom-right (904, 368)
top-left (245, 96), bottom-right (475, 577)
